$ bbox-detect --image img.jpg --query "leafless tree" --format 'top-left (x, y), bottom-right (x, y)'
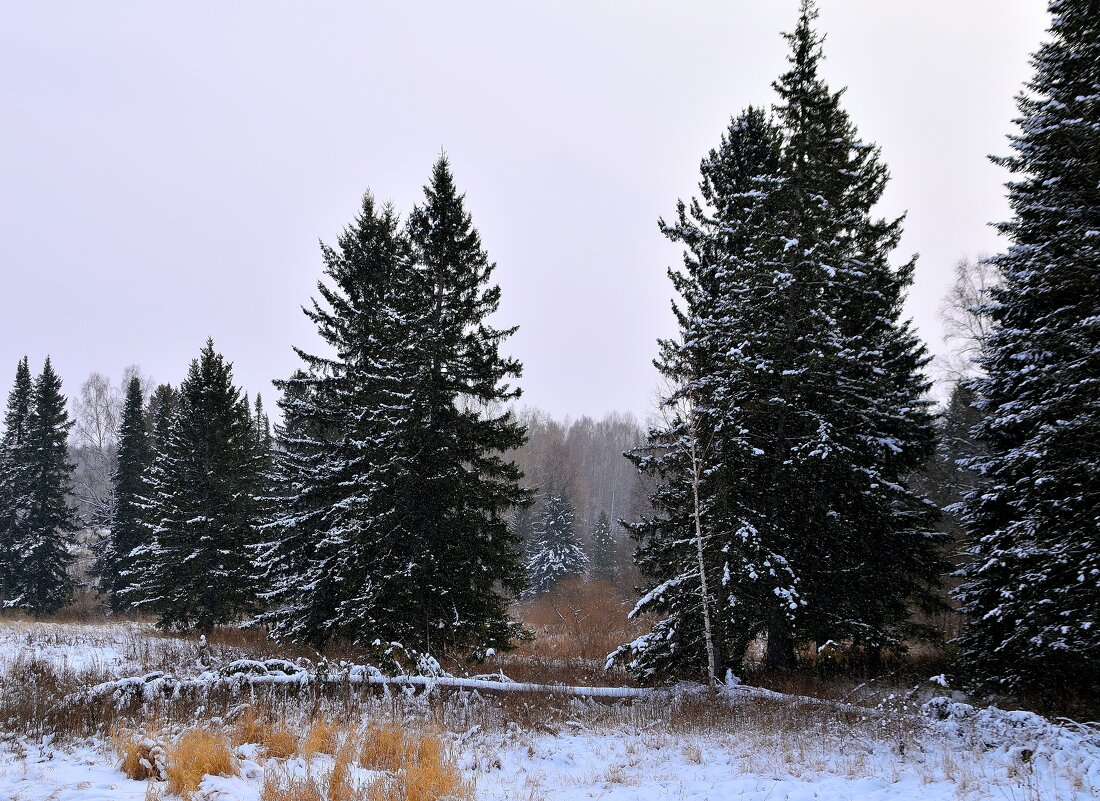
top-left (937, 254), bottom-right (1000, 385)
top-left (69, 366), bottom-right (151, 527)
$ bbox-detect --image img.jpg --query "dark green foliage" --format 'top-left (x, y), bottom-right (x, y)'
top-left (614, 1), bottom-right (941, 683)
top-left (263, 159), bottom-right (528, 656)
top-left (0, 357), bottom-right (34, 605)
top-left (125, 340), bottom-right (266, 630)
top-left (10, 359), bottom-right (78, 614)
top-left (526, 493), bottom-right (587, 596)
top-left (145, 383), bottom-right (179, 454)
top-left (98, 376), bottom-right (152, 612)
top-left (956, 0), bottom-right (1100, 697)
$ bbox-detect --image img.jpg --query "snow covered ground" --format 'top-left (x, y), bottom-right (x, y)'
top-left (1, 621), bottom-right (1097, 801)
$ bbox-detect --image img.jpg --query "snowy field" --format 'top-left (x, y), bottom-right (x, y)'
top-left (1, 621), bottom-right (1097, 801)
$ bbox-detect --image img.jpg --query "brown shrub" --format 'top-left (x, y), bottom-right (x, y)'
top-left (514, 578), bottom-right (643, 662)
top-left (114, 729), bottom-right (167, 781)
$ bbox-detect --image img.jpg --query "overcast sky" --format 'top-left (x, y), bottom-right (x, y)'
top-left (0, 2), bottom-right (1050, 421)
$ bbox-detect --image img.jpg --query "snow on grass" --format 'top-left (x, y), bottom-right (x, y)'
top-left (0, 621), bottom-right (1096, 801)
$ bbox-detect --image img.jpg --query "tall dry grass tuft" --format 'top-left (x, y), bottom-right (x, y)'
top-left (302, 718), bottom-right (341, 759)
top-left (403, 731), bottom-right (473, 801)
top-left (165, 728), bottom-right (237, 799)
top-left (358, 723), bottom-right (411, 772)
top-left (230, 709), bottom-right (298, 757)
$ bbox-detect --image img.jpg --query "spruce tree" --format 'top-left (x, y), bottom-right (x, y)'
top-left (11, 358), bottom-right (77, 614)
top-left (258, 194), bottom-right (425, 648)
top-left (262, 160), bottom-right (528, 656)
top-left (956, 0), bottom-right (1100, 696)
top-left (145, 384), bottom-right (178, 454)
top-left (0, 357), bottom-right (33, 605)
top-left (402, 155), bottom-right (528, 652)
top-left (614, 2), bottom-right (939, 682)
top-left (526, 493), bottom-right (587, 596)
top-left (126, 340), bottom-right (265, 630)
top-left (590, 510), bottom-right (617, 584)
top-left (98, 376), bottom-right (152, 611)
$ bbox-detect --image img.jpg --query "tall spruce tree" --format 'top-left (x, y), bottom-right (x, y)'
top-left (613, 2), bottom-right (939, 683)
top-left (526, 493), bottom-right (587, 596)
top-left (402, 155), bottom-right (528, 652)
top-left (98, 376), bottom-right (152, 611)
top-left (0, 357), bottom-right (34, 605)
top-left (956, 0), bottom-right (1100, 697)
top-left (126, 341), bottom-right (265, 629)
top-left (262, 160), bottom-right (528, 656)
top-left (257, 194), bottom-right (425, 648)
top-left (11, 358), bottom-right (77, 614)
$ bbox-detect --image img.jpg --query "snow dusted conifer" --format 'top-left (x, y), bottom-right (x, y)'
top-left (956, 0), bottom-right (1100, 696)
top-left (0, 357), bottom-right (34, 605)
top-left (261, 161), bottom-right (528, 656)
top-left (614, 2), bottom-right (939, 682)
top-left (256, 194), bottom-right (424, 648)
top-left (98, 375), bottom-right (152, 611)
top-left (402, 155), bottom-right (528, 652)
top-left (590, 510), bottom-right (617, 584)
top-left (11, 358), bottom-right (77, 614)
top-left (770, 0), bottom-right (940, 661)
top-left (145, 383), bottom-right (178, 453)
top-left (526, 493), bottom-right (587, 596)
top-left (126, 340), bottom-right (265, 629)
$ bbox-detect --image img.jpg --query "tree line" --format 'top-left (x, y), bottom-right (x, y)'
top-left (0, 0), bottom-right (1095, 701)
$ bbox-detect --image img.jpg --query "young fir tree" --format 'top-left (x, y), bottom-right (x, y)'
top-left (956, 0), bottom-right (1100, 697)
top-left (126, 341), bottom-right (265, 630)
top-left (613, 2), bottom-right (939, 683)
top-left (97, 376), bottom-right (152, 612)
top-left (590, 510), bottom-right (617, 584)
top-left (0, 357), bottom-right (34, 605)
top-left (11, 358), bottom-right (78, 614)
top-left (526, 492), bottom-right (587, 596)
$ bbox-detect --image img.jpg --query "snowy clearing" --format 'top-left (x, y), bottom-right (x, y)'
top-left (0, 621), bottom-right (1097, 801)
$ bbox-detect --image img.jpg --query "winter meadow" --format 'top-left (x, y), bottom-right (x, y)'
top-left (1, 2), bottom-right (1098, 800)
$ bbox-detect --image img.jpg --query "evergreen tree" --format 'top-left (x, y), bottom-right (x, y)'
top-left (526, 493), bottom-right (587, 596)
top-left (402, 155), bottom-right (528, 652)
top-left (590, 510), bottom-right (616, 584)
top-left (0, 357), bottom-right (33, 605)
top-left (257, 194), bottom-right (425, 648)
top-left (10, 358), bottom-right (77, 613)
top-left (145, 383), bottom-right (179, 454)
top-left (613, 2), bottom-right (939, 683)
top-left (126, 341), bottom-right (265, 630)
top-left (262, 159), bottom-right (528, 656)
top-left (956, 0), bottom-right (1100, 696)
top-left (98, 376), bottom-right (152, 611)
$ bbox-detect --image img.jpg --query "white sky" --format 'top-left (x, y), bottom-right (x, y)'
top-left (0, 2), bottom-right (1050, 420)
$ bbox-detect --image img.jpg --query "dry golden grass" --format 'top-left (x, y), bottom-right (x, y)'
top-left (403, 732), bottom-right (473, 801)
top-left (263, 723), bottom-right (300, 759)
top-left (302, 718), bottom-right (341, 759)
top-left (230, 710), bottom-right (299, 758)
top-left (165, 728), bottom-right (237, 799)
top-left (358, 723), bottom-right (411, 772)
